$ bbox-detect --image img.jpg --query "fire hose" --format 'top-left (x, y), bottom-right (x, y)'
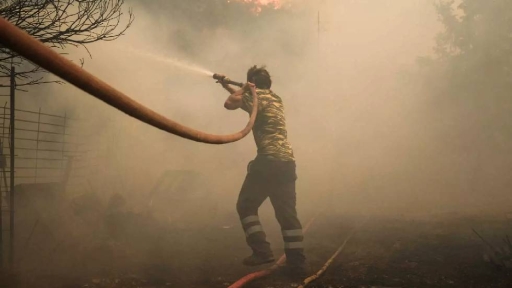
top-left (229, 216), bottom-right (369, 288)
top-left (297, 217), bottom-right (368, 288)
top-left (0, 17), bottom-right (257, 144)
top-left (228, 215), bottom-right (319, 288)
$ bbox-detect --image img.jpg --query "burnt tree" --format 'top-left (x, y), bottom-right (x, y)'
top-left (0, 0), bottom-right (134, 90)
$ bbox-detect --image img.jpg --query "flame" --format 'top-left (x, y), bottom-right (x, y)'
top-left (227, 0), bottom-right (288, 14)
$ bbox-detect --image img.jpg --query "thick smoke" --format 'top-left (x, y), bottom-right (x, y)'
top-left (11, 1), bottom-right (512, 285)
top-left (17, 0), bottom-right (510, 231)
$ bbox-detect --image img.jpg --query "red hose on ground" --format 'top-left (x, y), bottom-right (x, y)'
top-left (228, 216), bottom-right (318, 288)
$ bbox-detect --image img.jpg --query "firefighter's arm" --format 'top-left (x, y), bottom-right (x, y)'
top-left (221, 82), bottom-right (237, 94)
top-left (224, 88), bottom-right (244, 110)
top-left (224, 82), bottom-right (255, 110)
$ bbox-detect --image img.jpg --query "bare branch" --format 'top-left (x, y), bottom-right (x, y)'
top-left (0, 0), bottom-right (134, 89)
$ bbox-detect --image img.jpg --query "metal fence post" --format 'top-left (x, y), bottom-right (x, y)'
top-left (0, 103), bottom-right (6, 269)
top-left (63, 156), bottom-right (73, 191)
top-left (9, 66), bottom-right (15, 268)
top-left (0, 136), bottom-right (3, 269)
top-left (35, 108), bottom-right (41, 184)
top-left (61, 113), bottom-right (67, 171)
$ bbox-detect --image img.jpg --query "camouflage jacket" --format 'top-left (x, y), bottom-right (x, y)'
top-left (241, 89), bottom-right (295, 162)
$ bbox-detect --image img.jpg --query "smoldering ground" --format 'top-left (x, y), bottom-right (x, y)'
top-left (6, 0), bottom-right (512, 287)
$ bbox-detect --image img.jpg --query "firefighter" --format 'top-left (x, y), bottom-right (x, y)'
top-left (218, 66), bottom-right (307, 276)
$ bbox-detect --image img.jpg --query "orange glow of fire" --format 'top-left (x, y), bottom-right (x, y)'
top-left (227, 0), bottom-right (286, 14)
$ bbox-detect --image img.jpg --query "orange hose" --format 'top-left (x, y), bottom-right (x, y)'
top-left (297, 217), bottom-right (368, 288)
top-left (228, 215), bottom-right (318, 288)
top-left (0, 17), bottom-right (257, 144)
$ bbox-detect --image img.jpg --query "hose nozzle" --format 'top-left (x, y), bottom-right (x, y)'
top-left (213, 73), bottom-right (244, 88)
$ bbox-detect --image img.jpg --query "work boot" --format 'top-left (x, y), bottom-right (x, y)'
top-left (242, 253), bottom-right (275, 266)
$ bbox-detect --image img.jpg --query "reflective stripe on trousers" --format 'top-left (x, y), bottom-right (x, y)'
top-left (282, 228), bottom-right (304, 249)
top-left (241, 215), bottom-right (265, 237)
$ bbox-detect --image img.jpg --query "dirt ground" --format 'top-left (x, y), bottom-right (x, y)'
top-left (2, 207), bottom-right (512, 288)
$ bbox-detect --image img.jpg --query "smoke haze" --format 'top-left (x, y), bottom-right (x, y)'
top-left (7, 2), bottom-right (512, 287)
top-left (16, 0), bottom-right (511, 232)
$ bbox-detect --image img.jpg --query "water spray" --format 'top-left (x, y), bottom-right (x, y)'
top-left (115, 44), bottom-right (246, 88)
top-left (118, 45), bottom-right (215, 77)
top-left (118, 46), bottom-right (248, 90)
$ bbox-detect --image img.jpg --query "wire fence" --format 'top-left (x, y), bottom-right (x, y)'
top-left (0, 66), bottom-right (107, 270)
top-left (0, 104), bottom-right (92, 192)
top-left (0, 99), bottom-right (97, 269)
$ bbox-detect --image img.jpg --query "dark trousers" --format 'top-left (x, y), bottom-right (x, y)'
top-left (236, 156), bottom-right (305, 265)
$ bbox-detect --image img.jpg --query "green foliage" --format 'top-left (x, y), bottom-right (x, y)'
top-left (432, 0), bottom-right (512, 93)
top-left (412, 0), bottom-right (512, 173)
